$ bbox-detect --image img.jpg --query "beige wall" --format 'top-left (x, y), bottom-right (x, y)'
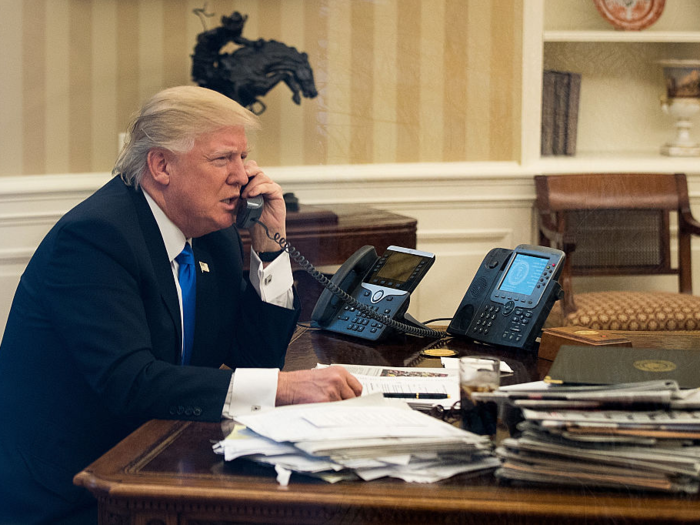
top-left (0, 0), bottom-right (522, 176)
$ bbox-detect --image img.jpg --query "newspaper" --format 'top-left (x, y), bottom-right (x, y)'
top-left (492, 381), bottom-right (700, 493)
top-left (316, 363), bottom-right (459, 409)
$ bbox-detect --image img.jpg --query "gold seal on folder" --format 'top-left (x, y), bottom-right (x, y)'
top-left (633, 359), bottom-right (677, 373)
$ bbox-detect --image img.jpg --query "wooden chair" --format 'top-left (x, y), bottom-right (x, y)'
top-left (534, 173), bottom-right (700, 331)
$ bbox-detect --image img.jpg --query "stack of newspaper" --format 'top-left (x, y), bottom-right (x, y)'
top-left (477, 381), bottom-right (700, 493)
top-left (213, 394), bottom-right (498, 485)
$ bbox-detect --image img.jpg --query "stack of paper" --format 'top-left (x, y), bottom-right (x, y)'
top-left (213, 394), bottom-right (498, 485)
top-left (481, 381), bottom-right (700, 493)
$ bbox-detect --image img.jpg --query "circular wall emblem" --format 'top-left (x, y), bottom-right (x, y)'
top-left (593, 0), bottom-right (665, 31)
top-left (633, 359), bottom-right (677, 372)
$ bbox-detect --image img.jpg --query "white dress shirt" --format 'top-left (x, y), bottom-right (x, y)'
top-left (142, 190), bottom-right (294, 418)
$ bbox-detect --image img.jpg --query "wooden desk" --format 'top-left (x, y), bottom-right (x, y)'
top-left (240, 203), bottom-right (417, 319)
top-left (74, 329), bottom-right (700, 525)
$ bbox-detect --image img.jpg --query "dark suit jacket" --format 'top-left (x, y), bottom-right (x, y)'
top-left (0, 177), bottom-right (300, 524)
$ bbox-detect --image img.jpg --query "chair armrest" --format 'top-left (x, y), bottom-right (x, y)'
top-left (538, 212), bottom-right (563, 245)
top-left (538, 212), bottom-right (578, 254)
top-left (680, 209), bottom-right (700, 236)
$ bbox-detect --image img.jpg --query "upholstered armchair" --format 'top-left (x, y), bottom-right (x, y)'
top-left (535, 173), bottom-right (700, 331)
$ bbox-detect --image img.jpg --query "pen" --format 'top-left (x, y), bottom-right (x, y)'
top-left (383, 393), bottom-right (449, 399)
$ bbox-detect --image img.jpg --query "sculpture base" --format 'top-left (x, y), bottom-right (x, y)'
top-left (661, 143), bottom-right (700, 157)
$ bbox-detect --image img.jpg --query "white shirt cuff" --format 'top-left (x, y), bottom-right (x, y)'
top-left (249, 250), bottom-right (294, 308)
top-left (222, 368), bottom-right (280, 418)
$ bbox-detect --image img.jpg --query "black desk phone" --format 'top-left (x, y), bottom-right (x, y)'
top-left (310, 245), bottom-right (437, 341)
top-left (447, 244), bottom-right (565, 350)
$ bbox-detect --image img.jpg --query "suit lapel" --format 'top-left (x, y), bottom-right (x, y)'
top-left (128, 183), bottom-right (182, 363)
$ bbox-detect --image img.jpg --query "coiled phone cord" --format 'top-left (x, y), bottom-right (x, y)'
top-left (256, 220), bottom-right (448, 339)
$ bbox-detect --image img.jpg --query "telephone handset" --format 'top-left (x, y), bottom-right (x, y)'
top-left (236, 195), bottom-right (264, 229)
top-left (447, 244), bottom-right (565, 351)
top-left (310, 245), bottom-right (437, 341)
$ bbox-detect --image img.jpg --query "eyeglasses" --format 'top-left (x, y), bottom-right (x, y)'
top-left (428, 401), bottom-right (462, 424)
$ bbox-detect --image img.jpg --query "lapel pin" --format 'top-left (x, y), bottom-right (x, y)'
top-left (199, 261), bottom-right (210, 273)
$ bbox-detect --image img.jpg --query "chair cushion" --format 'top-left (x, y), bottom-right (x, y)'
top-left (546, 291), bottom-right (700, 331)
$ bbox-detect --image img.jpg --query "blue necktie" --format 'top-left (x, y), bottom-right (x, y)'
top-left (176, 243), bottom-right (196, 366)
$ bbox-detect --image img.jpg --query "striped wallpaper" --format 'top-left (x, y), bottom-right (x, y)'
top-left (0, 0), bottom-right (522, 176)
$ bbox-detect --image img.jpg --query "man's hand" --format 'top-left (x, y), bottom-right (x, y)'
top-left (276, 367), bottom-right (363, 406)
top-left (241, 160), bottom-right (287, 253)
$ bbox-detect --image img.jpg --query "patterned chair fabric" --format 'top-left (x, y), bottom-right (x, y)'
top-left (546, 291), bottom-right (700, 331)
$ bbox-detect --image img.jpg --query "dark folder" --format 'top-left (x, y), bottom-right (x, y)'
top-left (545, 345), bottom-right (700, 389)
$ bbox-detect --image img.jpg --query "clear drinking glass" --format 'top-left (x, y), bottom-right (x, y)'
top-left (459, 356), bottom-right (500, 438)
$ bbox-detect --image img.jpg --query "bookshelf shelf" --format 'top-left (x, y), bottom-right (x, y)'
top-left (544, 31), bottom-right (700, 43)
top-left (533, 151), bottom-right (700, 175)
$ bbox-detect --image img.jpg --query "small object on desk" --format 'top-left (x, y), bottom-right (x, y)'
top-left (283, 192), bottom-right (300, 212)
top-left (421, 347), bottom-right (458, 357)
top-left (420, 337), bottom-right (460, 358)
top-left (538, 326), bottom-right (632, 362)
top-left (459, 357), bottom-right (500, 438)
top-left (383, 393), bottom-right (449, 399)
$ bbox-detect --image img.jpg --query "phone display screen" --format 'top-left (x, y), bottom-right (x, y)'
top-left (498, 253), bottom-right (548, 297)
top-left (363, 248), bottom-right (433, 291)
top-left (374, 252), bottom-right (422, 283)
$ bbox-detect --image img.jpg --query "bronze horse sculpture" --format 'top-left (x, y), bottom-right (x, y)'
top-left (192, 11), bottom-right (318, 115)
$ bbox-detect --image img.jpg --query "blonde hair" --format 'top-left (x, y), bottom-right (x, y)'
top-left (113, 86), bottom-right (261, 187)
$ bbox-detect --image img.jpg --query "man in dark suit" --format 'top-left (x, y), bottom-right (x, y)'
top-left (0, 86), bottom-right (361, 524)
